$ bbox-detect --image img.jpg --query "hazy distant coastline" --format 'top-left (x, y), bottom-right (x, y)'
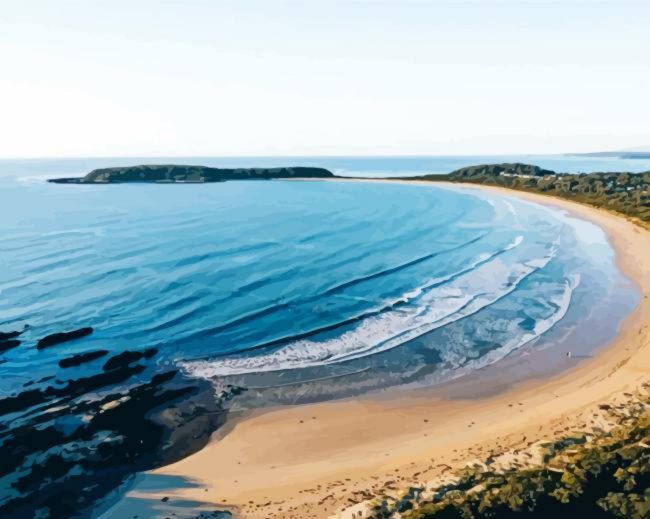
top-left (569, 151), bottom-right (650, 160)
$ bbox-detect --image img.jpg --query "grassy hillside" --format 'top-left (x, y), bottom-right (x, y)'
top-left (409, 163), bottom-right (650, 227)
top-left (369, 388), bottom-right (649, 519)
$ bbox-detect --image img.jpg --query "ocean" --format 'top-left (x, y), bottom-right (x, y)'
top-left (0, 155), bottom-right (642, 516)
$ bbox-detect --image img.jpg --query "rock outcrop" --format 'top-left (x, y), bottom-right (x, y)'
top-left (37, 327), bottom-right (94, 349)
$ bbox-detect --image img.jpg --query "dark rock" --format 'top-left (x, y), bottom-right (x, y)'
top-left (0, 329), bottom-right (22, 341)
top-left (0, 366), bottom-right (232, 519)
top-left (58, 349), bottom-right (109, 368)
top-left (103, 348), bottom-right (158, 371)
top-left (0, 314), bottom-right (242, 519)
top-left (151, 370), bottom-right (177, 385)
top-left (37, 327), bottom-right (94, 349)
top-left (0, 388), bottom-right (45, 415)
top-left (0, 327), bottom-right (25, 353)
top-left (396, 498), bottom-right (414, 513)
top-left (59, 363), bottom-right (146, 400)
top-left (0, 364), bottom-right (145, 416)
top-left (0, 339), bottom-right (21, 352)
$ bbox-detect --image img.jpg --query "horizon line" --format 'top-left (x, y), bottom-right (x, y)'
top-left (0, 150), bottom-right (638, 161)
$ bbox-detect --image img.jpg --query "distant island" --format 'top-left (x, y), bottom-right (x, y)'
top-left (48, 164), bottom-right (335, 184)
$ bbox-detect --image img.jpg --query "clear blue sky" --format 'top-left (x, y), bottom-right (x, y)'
top-left (1, 0), bottom-right (649, 157)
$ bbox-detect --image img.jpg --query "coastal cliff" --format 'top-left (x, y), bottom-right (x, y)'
top-left (48, 165), bottom-right (335, 184)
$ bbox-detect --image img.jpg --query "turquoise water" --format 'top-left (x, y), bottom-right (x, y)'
top-left (0, 157), bottom-right (639, 405)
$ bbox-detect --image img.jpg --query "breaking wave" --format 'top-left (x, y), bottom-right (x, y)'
top-left (179, 235), bottom-right (564, 378)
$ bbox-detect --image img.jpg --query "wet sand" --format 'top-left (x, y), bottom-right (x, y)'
top-left (140, 180), bottom-right (650, 518)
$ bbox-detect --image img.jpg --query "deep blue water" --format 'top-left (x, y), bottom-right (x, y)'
top-left (0, 156), bottom-right (639, 405)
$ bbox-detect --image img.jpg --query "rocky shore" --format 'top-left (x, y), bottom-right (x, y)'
top-left (0, 324), bottom-right (237, 518)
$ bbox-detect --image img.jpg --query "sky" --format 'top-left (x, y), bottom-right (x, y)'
top-left (1, 0), bottom-right (649, 158)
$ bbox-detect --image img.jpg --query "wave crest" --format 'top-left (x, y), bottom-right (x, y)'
top-left (179, 235), bottom-right (561, 379)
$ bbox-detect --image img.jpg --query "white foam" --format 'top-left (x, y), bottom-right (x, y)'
top-left (446, 274), bottom-right (579, 376)
top-left (180, 236), bottom-right (556, 379)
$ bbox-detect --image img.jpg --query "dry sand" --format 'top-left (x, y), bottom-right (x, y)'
top-left (142, 180), bottom-right (650, 518)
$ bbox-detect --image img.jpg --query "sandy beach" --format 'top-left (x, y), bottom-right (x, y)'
top-left (141, 180), bottom-right (650, 518)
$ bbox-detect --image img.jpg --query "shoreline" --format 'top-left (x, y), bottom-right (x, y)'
top-left (136, 179), bottom-right (649, 518)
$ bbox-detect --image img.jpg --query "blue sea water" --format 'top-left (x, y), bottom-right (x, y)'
top-left (0, 155), bottom-right (640, 406)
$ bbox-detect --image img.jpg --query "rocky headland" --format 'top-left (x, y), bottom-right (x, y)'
top-left (48, 165), bottom-right (335, 184)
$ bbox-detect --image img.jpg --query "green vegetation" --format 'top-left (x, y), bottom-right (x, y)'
top-left (410, 163), bottom-right (650, 227)
top-left (369, 389), bottom-right (649, 519)
top-left (48, 164), bottom-right (334, 184)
